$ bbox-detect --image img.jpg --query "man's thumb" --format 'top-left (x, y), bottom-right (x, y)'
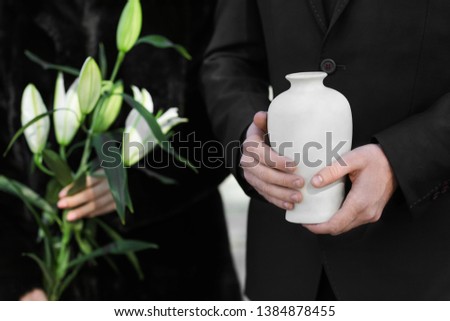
top-left (253, 111), bottom-right (268, 132)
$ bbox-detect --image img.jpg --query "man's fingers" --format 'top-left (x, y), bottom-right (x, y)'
top-left (66, 193), bottom-right (114, 221)
top-left (310, 163), bottom-right (347, 188)
top-left (243, 141), bottom-right (296, 173)
top-left (303, 191), bottom-right (362, 235)
top-left (246, 170), bottom-right (303, 204)
top-left (253, 111), bottom-right (268, 132)
top-left (303, 206), bottom-right (356, 235)
top-left (243, 160), bottom-right (304, 189)
top-left (262, 145), bottom-right (297, 173)
top-left (311, 150), bottom-right (362, 188)
top-left (58, 181), bottom-right (109, 209)
top-left (254, 186), bottom-right (295, 210)
top-left (242, 111), bottom-right (305, 209)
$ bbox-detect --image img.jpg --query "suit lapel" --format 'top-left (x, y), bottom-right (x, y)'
top-left (307, 0), bottom-right (352, 37)
top-left (327, 0), bottom-right (352, 32)
top-left (307, 0), bottom-right (328, 34)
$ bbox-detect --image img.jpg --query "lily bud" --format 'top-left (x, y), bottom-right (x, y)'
top-left (21, 84), bottom-right (50, 154)
top-left (92, 81), bottom-right (124, 133)
top-left (53, 73), bottom-right (82, 146)
top-left (117, 0), bottom-right (142, 53)
top-left (122, 86), bottom-right (187, 167)
top-left (78, 57), bottom-right (102, 115)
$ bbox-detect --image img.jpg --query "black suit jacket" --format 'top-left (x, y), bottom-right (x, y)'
top-left (202, 0), bottom-right (450, 300)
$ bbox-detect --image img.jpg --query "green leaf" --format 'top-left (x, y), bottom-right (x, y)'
top-left (98, 43), bottom-right (108, 79)
top-left (23, 253), bottom-right (53, 286)
top-left (42, 149), bottom-right (73, 187)
top-left (94, 219), bottom-right (152, 280)
top-left (92, 133), bottom-right (131, 224)
top-left (66, 139), bottom-right (87, 158)
top-left (43, 179), bottom-right (63, 226)
top-left (125, 183), bottom-right (134, 214)
top-left (0, 175), bottom-right (55, 214)
top-left (67, 240), bottom-right (157, 269)
top-left (136, 35), bottom-right (192, 60)
top-left (45, 179), bottom-right (62, 205)
top-left (139, 168), bottom-right (177, 185)
top-left (88, 158), bottom-right (102, 175)
top-left (3, 178), bottom-right (55, 273)
top-left (3, 111), bottom-right (54, 157)
top-left (82, 220), bottom-right (120, 274)
top-left (57, 264), bottom-right (83, 299)
top-left (123, 93), bottom-right (166, 142)
top-left (3, 108), bottom-right (75, 157)
top-left (25, 50), bottom-right (80, 76)
top-left (68, 173), bottom-right (87, 196)
top-left (160, 142), bottom-right (198, 173)
top-left (123, 94), bottom-right (197, 173)
top-left (74, 229), bottom-right (92, 255)
top-left (174, 44), bottom-right (192, 61)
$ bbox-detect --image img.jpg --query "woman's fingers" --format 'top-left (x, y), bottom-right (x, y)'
top-left (66, 192), bottom-right (116, 221)
top-left (20, 289), bottom-right (47, 301)
top-left (58, 179), bottom-right (110, 209)
top-left (58, 183), bottom-right (73, 198)
top-left (59, 170), bottom-right (106, 198)
top-left (86, 172), bottom-right (105, 187)
top-left (57, 172), bottom-right (115, 222)
top-left (87, 200), bottom-right (117, 219)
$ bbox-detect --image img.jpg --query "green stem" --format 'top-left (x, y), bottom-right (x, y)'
top-left (51, 209), bottom-right (72, 301)
top-left (110, 51), bottom-right (126, 83)
top-left (34, 154), bottom-right (54, 176)
top-left (59, 145), bottom-right (67, 162)
top-left (48, 293), bottom-right (58, 301)
top-left (47, 281), bottom-right (60, 301)
top-left (76, 130), bottom-right (93, 178)
top-left (45, 47), bottom-right (129, 301)
top-left (75, 95), bottom-right (107, 178)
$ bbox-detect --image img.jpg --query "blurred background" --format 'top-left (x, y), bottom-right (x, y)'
top-left (219, 176), bottom-right (249, 291)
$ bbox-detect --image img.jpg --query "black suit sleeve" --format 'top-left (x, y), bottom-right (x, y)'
top-left (201, 0), bottom-right (270, 193)
top-left (374, 93), bottom-right (450, 210)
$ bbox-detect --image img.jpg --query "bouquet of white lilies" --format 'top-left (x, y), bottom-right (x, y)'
top-left (0, 0), bottom-right (191, 300)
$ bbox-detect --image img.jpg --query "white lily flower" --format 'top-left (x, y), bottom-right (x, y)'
top-left (131, 85), bottom-right (153, 113)
top-left (122, 86), bottom-right (187, 166)
top-left (53, 73), bottom-right (82, 146)
top-left (157, 107), bottom-right (187, 134)
top-left (21, 84), bottom-right (50, 154)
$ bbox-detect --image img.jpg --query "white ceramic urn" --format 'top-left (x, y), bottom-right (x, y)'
top-left (268, 72), bottom-right (353, 224)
